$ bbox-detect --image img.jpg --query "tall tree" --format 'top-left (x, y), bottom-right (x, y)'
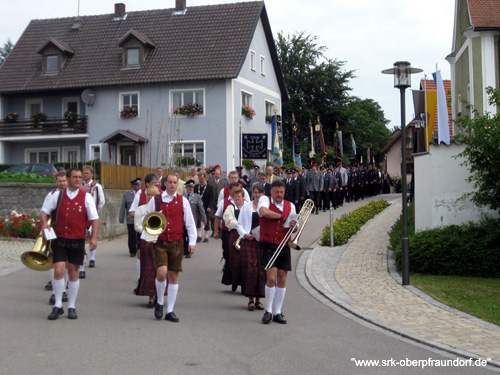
top-left (275, 32), bottom-right (390, 166)
top-left (0, 39), bottom-right (13, 66)
top-left (454, 87), bottom-right (500, 213)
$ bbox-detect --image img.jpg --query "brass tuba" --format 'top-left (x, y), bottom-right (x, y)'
top-left (264, 199), bottom-right (314, 271)
top-left (143, 212), bottom-right (167, 235)
top-left (21, 218), bottom-right (53, 271)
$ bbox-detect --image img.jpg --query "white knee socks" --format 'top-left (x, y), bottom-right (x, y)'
top-left (265, 285), bottom-right (276, 314)
top-left (155, 279), bottom-right (167, 306)
top-left (166, 284), bottom-right (178, 314)
top-left (67, 280), bottom-right (80, 309)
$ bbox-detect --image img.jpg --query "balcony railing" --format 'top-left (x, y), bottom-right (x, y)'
top-left (0, 117), bottom-right (88, 137)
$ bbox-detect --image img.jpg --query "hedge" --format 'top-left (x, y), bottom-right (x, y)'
top-left (320, 199), bottom-right (389, 246)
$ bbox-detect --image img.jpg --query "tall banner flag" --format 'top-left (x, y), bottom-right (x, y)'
top-left (351, 134), bottom-right (356, 156)
top-left (313, 117), bottom-right (327, 164)
top-left (432, 71), bottom-right (450, 145)
top-left (242, 133), bottom-right (268, 159)
top-left (271, 111), bottom-right (283, 167)
top-left (367, 147), bottom-right (371, 165)
top-left (308, 121), bottom-right (315, 160)
top-left (292, 114), bottom-right (302, 169)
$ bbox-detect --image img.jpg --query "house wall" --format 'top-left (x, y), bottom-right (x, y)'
top-left (385, 142), bottom-right (401, 177)
top-left (414, 143), bottom-right (498, 232)
top-left (232, 18), bottom-right (282, 169)
top-left (6, 93), bottom-right (85, 120)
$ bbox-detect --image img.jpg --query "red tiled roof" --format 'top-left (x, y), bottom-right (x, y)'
top-left (0, 1), bottom-right (286, 97)
top-left (468, 0), bottom-right (500, 29)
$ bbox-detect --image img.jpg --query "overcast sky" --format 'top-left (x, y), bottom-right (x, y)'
top-left (0, 0), bottom-right (455, 129)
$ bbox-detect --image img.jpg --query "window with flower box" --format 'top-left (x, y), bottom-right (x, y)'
top-left (171, 141), bottom-right (205, 166)
top-left (171, 90), bottom-right (205, 116)
top-left (265, 100), bottom-right (275, 123)
top-left (120, 92), bottom-right (139, 118)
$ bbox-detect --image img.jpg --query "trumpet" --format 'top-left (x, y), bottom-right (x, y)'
top-left (264, 199), bottom-right (314, 271)
top-left (143, 212), bottom-right (167, 235)
top-left (21, 218), bottom-right (53, 271)
top-left (234, 226), bottom-right (260, 250)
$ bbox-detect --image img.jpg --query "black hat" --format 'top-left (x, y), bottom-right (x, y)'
top-left (185, 179), bottom-right (196, 187)
top-left (130, 178), bottom-right (141, 185)
top-left (286, 169), bottom-right (293, 174)
top-left (236, 166), bottom-right (243, 171)
top-left (253, 165), bottom-right (260, 170)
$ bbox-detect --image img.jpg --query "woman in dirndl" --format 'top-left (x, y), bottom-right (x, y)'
top-left (134, 186), bottom-right (167, 308)
top-left (236, 184), bottom-right (266, 311)
top-left (222, 188), bottom-right (245, 293)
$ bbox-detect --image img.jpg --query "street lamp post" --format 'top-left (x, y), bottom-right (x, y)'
top-left (382, 61), bottom-right (422, 286)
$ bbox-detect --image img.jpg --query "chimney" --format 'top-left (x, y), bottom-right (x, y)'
top-left (115, 3), bottom-right (126, 18)
top-left (175, 0), bottom-right (186, 11)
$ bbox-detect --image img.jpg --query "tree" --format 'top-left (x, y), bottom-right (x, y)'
top-left (454, 87), bottom-right (500, 213)
top-left (0, 39), bottom-right (13, 66)
top-left (275, 32), bottom-right (391, 166)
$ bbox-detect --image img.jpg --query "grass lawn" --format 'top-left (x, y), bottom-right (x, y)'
top-left (410, 273), bottom-right (500, 326)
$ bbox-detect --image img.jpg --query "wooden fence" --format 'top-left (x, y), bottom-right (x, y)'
top-left (100, 163), bottom-right (190, 189)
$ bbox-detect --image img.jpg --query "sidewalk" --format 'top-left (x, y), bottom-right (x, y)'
top-left (299, 200), bottom-right (500, 368)
top-left (0, 238), bottom-right (33, 277)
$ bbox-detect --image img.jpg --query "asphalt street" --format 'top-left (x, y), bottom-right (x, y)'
top-left (0, 194), bottom-right (496, 375)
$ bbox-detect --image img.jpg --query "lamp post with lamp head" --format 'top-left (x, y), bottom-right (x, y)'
top-left (382, 61), bottom-right (422, 286)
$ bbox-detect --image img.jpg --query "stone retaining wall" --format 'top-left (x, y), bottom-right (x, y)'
top-left (0, 183), bottom-right (128, 239)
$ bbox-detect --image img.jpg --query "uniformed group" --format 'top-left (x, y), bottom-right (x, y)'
top-left (39, 161), bottom-right (384, 324)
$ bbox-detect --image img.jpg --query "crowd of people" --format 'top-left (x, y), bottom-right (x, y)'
top-left (38, 161), bottom-right (393, 324)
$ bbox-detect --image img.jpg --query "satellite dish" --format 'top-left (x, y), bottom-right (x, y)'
top-left (81, 89), bottom-right (95, 106)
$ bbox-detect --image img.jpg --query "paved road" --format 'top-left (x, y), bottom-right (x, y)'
top-left (0, 194), bottom-right (497, 374)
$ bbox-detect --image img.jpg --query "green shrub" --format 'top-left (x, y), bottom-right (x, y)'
top-left (390, 211), bottom-right (500, 277)
top-left (0, 171), bottom-right (55, 183)
top-left (320, 199), bottom-right (389, 246)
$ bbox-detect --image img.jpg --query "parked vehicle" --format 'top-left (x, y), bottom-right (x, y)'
top-left (4, 163), bottom-right (58, 176)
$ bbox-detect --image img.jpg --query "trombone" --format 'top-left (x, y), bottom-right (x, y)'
top-left (264, 199), bottom-right (314, 270)
top-left (234, 226), bottom-right (260, 251)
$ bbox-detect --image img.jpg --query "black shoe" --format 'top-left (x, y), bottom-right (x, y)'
top-left (48, 307), bottom-right (64, 320)
top-left (44, 281), bottom-right (53, 291)
top-left (147, 297), bottom-right (156, 308)
top-left (165, 311), bottom-right (179, 322)
top-left (79, 271), bottom-right (86, 279)
top-left (273, 313), bottom-right (287, 324)
top-left (62, 291), bottom-right (68, 302)
top-left (154, 304), bottom-right (163, 319)
top-left (68, 308), bottom-right (77, 320)
top-left (49, 294), bottom-right (55, 305)
top-left (262, 311), bottom-right (272, 324)
top-left (185, 254), bottom-right (191, 258)
top-left (129, 252), bottom-right (136, 257)
top-left (231, 284), bottom-right (237, 292)
top-left (89, 260), bottom-right (95, 268)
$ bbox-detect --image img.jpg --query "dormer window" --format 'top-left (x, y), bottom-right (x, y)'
top-left (126, 48), bottom-right (140, 67)
top-left (46, 55), bottom-right (59, 73)
top-left (117, 30), bottom-right (156, 69)
top-left (36, 38), bottom-right (75, 75)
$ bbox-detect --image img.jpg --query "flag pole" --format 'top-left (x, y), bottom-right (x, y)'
top-left (424, 74), bottom-right (429, 151)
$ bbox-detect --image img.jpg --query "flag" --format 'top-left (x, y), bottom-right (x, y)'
top-left (271, 115), bottom-right (283, 166)
top-left (242, 133), bottom-right (268, 159)
top-left (292, 119), bottom-right (302, 169)
top-left (337, 130), bottom-right (343, 158)
top-left (432, 71), bottom-right (450, 145)
top-left (351, 134), bottom-right (356, 155)
top-left (367, 148), bottom-right (371, 164)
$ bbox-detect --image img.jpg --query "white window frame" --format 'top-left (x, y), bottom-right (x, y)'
top-left (265, 100), bottom-right (275, 122)
top-left (119, 91), bottom-right (140, 118)
top-left (89, 144), bottom-right (102, 161)
top-left (25, 99), bottom-right (43, 119)
top-left (170, 89), bottom-right (206, 116)
top-left (241, 90), bottom-right (253, 108)
top-left (250, 50), bottom-right (256, 71)
top-left (170, 140), bottom-right (206, 166)
top-left (62, 97), bottom-right (80, 116)
top-left (25, 147), bottom-right (59, 163)
top-left (62, 146), bottom-right (80, 163)
top-left (46, 55), bottom-right (59, 73)
top-left (260, 55), bottom-right (266, 76)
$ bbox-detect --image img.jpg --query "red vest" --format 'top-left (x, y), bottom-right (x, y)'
top-left (221, 197), bottom-right (232, 231)
top-left (54, 189), bottom-right (88, 239)
top-left (138, 188), bottom-right (148, 206)
top-left (223, 186), bottom-right (230, 200)
top-left (157, 194), bottom-right (184, 241)
top-left (259, 200), bottom-right (291, 244)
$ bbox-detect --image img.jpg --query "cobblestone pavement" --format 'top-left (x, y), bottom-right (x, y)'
top-left (0, 239), bottom-right (34, 276)
top-left (299, 200), bottom-right (500, 368)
